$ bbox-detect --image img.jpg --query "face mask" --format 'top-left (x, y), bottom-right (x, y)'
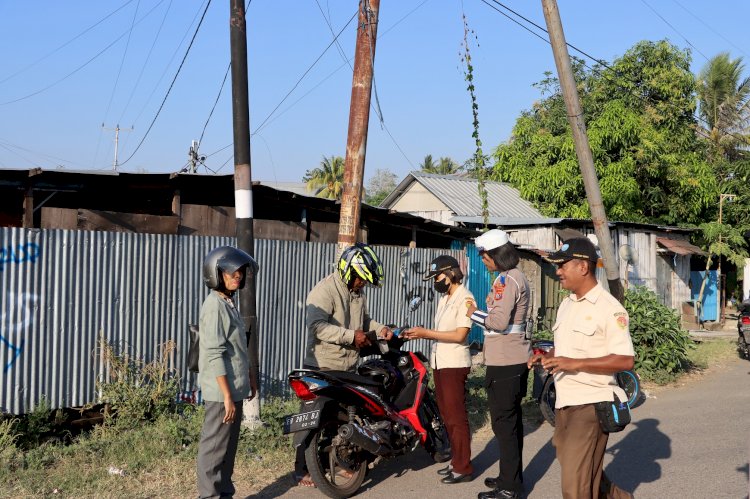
top-left (433, 279), bottom-right (450, 294)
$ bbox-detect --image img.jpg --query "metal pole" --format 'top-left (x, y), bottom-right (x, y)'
top-left (541, 0), bottom-right (624, 303)
top-left (337, 0), bottom-right (380, 252)
top-left (229, 0), bottom-right (260, 427)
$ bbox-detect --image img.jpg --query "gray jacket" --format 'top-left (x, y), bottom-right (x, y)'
top-left (198, 291), bottom-right (250, 402)
top-left (303, 272), bottom-right (384, 371)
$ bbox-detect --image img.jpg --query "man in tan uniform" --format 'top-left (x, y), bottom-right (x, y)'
top-left (529, 237), bottom-right (634, 499)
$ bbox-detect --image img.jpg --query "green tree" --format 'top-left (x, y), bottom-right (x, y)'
top-left (305, 155), bottom-right (345, 200)
top-left (491, 40), bottom-right (718, 226)
top-left (365, 168), bottom-right (397, 206)
top-left (697, 53), bottom-right (750, 160)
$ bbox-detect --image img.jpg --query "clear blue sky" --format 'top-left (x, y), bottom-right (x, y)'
top-left (0, 0), bottom-right (747, 186)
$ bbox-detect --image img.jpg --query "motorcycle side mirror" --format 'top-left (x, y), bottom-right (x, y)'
top-left (408, 296), bottom-right (422, 312)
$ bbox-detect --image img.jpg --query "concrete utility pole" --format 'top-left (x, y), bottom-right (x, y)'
top-left (337, 0), bottom-right (380, 252)
top-left (541, 0), bottom-right (625, 303)
top-left (229, 0), bottom-right (261, 427)
top-left (102, 124), bottom-right (133, 171)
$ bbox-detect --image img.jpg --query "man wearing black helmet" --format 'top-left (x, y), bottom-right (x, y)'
top-left (196, 246), bottom-right (259, 499)
top-left (294, 242), bottom-right (392, 487)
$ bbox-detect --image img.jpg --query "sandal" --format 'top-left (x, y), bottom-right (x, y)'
top-left (294, 473), bottom-right (316, 488)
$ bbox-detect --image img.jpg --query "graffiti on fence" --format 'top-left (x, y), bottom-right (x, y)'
top-left (1, 292), bottom-right (38, 372)
top-left (0, 242), bottom-right (41, 271)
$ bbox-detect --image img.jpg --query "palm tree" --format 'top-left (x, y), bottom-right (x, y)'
top-left (419, 154), bottom-right (461, 174)
top-left (306, 156), bottom-right (345, 200)
top-left (697, 53), bottom-right (750, 160)
top-left (419, 154), bottom-right (437, 172)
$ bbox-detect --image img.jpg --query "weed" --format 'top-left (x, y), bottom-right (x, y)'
top-left (96, 334), bottom-right (180, 428)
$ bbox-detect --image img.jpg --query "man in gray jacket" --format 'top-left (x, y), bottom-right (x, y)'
top-left (294, 242), bottom-right (392, 486)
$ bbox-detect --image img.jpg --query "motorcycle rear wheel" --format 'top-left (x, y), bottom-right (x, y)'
top-left (616, 370), bottom-right (643, 408)
top-left (539, 377), bottom-right (557, 427)
top-left (304, 421), bottom-right (367, 499)
top-left (419, 390), bottom-right (451, 462)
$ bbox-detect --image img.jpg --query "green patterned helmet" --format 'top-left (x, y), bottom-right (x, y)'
top-left (338, 243), bottom-right (384, 287)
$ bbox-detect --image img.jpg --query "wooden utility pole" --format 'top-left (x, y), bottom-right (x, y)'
top-left (337, 0), bottom-right (380, 252)
top-left (541, 0), bottom-right (625, 303)
top-left (229, 0), bottom-right (261, 426)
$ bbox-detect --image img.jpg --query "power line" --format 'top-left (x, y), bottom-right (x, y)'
top-left (0, 0), bottom-right (167, 107)
top-left (129, 0), bottom-right (209, 127)
top-left (479, 0), bottom-right (748, 148)
top-left (118, 0), bottom-right (175, 125)
top-left (670, 0), bottom-right (747, 59)
top-left (101, 0), bottom-right (141, 125)
top-left (205, 1), bottom-right (428, 170)
top-left (638, 0), bottom-right (709, 62)
top-left (118, 0), bottom-right (214, 167)
top-left (199, 62), bottom-right (231, 147)
top-left (251, 10), bottom-right (358, 136)
top-left (203, 8), bottom-right (357, 162)
top-left (0, 0), bottom-right (138, 85)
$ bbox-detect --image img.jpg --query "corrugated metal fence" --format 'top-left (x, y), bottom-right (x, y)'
top-left (0, 227), bottom-right (462, 414)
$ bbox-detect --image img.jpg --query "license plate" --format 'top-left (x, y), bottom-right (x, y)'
top-left (283, 409), bottom-right (321, 434)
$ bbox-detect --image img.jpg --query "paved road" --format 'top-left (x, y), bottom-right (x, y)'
top-left (251, 357), bottom-right (750, 498)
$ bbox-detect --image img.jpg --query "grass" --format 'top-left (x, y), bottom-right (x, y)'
top-left (686, 337), bottom-right (738, 370)
top-left (1, 339), bottom-right (737, 498)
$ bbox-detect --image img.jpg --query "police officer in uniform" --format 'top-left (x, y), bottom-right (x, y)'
top-left (529, 237), bottom-right (634, 499)
top-left (467, 230), bottom-right (531, 499)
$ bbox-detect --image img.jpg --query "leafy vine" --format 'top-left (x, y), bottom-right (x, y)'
top-left (460, 14), bottom-right (489, 230)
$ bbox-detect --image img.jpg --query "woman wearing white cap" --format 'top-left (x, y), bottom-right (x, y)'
top-left (467, 229), bottom-right (531, 499)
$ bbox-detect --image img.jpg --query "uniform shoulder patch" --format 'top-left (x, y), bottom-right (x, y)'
top-left (614, 311), bottom-right (628, 329)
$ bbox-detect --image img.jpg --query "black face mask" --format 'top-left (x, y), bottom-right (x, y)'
top-left (433, 279), bottom-right (450, 294)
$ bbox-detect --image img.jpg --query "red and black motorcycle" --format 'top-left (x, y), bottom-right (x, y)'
top-left (283, 330), bottom-right (449, 498)
top-left (738, 300), bottom-right (750, 359)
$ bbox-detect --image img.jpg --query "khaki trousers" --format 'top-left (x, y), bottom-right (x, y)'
top-left (553, 404), bottom-right (633, 499)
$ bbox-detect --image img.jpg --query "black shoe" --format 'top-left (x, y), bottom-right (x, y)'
top-left (437, 465), bottom-right (452, 476)
top-left (484, 476), bottom-right (500, 489)
top-left (441, 472), bottom-right (473, 484)
top-left (477, 489), bottom-right (520, 499)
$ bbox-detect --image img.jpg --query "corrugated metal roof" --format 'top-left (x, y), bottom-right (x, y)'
top-left (405, 172), bottom-right (544, 220)
top-left (656, 237), bottom-right (707, 256)
top-left (257, 180), bottom-right (313, 197)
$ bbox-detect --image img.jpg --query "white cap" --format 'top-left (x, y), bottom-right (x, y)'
top-left (475, 229), bottom-right (511, 252)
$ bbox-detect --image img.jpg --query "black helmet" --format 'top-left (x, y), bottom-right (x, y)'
top-left (358, 359), bottom-right (401, 394)
top-left (338, 242), bottom-right (384, 287)
top-left (202, 246), bottom-right (259, 290)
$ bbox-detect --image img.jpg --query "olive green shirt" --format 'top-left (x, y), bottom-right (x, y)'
top-left (198, 291), bottom-right (250, 402)
top-left (303, 273), bottom-right (385, 371)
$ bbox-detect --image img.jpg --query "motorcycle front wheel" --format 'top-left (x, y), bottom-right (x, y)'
top-left (304, 420), bottom-right (368, 499)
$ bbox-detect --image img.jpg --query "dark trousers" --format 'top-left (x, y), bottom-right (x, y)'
top-left (553, 404), bottom-right (633, 499)
top-left (434, 367), bottom-right (473, 475)
top-left (485, 363), bottom-right (529, 494)
top-left (197, 400), bottom-right (243, 499)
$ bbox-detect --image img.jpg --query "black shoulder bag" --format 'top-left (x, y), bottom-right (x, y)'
top-left (187, 324), bottom-right (200, 373)
top-left (594, 393), bottom-right (631, 433)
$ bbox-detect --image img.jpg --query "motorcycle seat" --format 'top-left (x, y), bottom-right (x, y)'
top-left (325, 370), bottom-right (383, 389)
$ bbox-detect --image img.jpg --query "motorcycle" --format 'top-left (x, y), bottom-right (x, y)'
top-left (283, 329), bottom-right (449, 498)
top-left (738, 300), bottom-right (750, 359)
top-left (531, 338), bottom-right (643, 427)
